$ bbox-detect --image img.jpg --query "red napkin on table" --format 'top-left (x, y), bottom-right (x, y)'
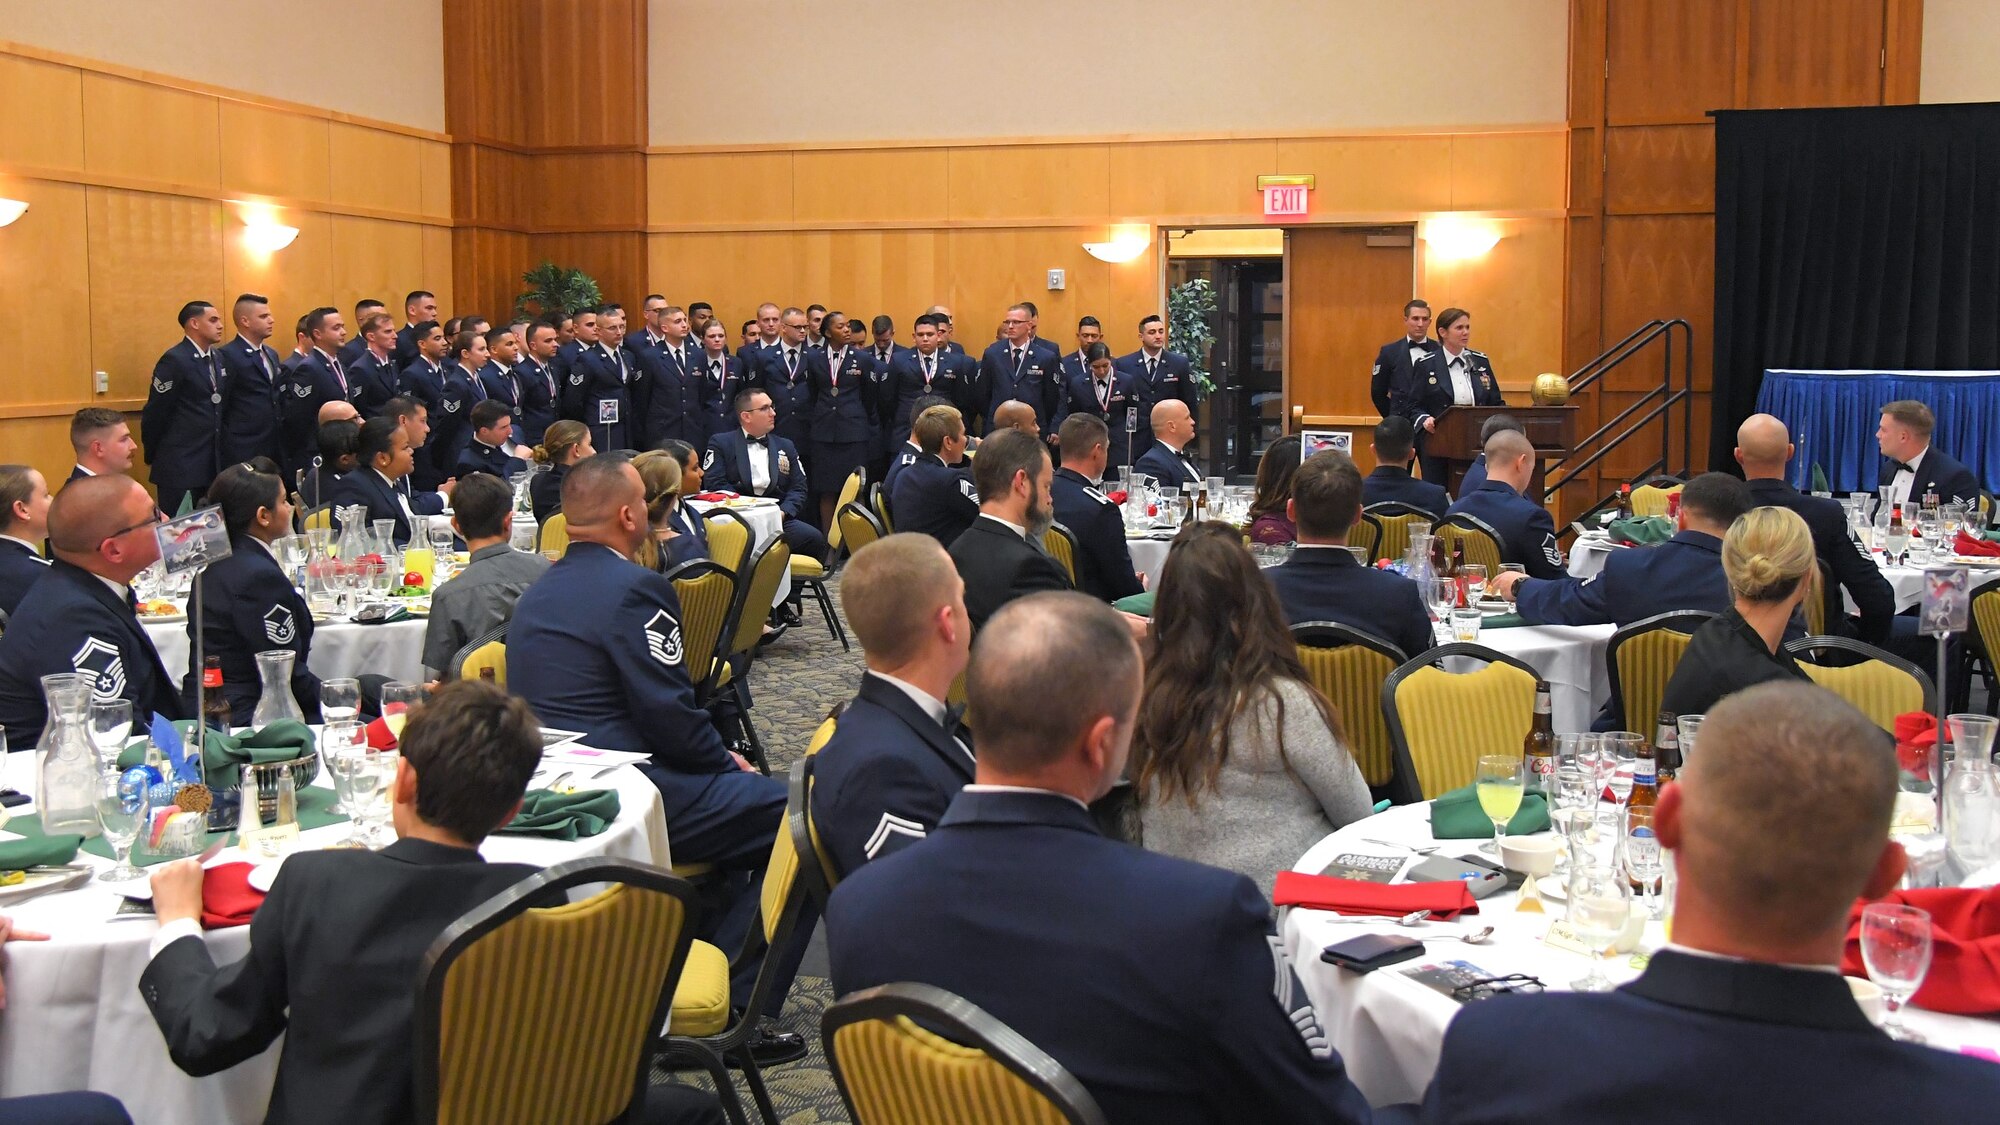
top-left (691, 491), bottom-right (739, 503)
top-left (200, 862), bottom-right (267, 930)
top-left (1954, 530), bottom-right (2000, 557)
top-left (1895, 712), bottom-right (1938, 780)
top-left (1272, 871), bottom-right (1479, 921)
top-left (1843, 886), bottom-right (2000, 1014)
top-left (365, 715), bottom-right (397, 749)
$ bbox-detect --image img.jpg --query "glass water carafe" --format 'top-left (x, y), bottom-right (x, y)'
top-left (251, 650), bottom-right (305, 728)
top-left (334, 505), bottom-right (369, 560)
top-left (37, 674), bottom-right (102, 838)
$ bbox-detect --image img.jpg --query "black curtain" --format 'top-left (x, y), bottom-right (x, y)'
top-left (1711, 103), bottom-right (2000, 470)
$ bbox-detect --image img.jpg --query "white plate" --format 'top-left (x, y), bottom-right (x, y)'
top-left (1536, 874), bottom-right (1568, 901)
top-left (139, 613), bottom-right (188, 624)
top-left (0, 866), bottom-right (87, 903)
top-left (1477, 599), bottom-right (1511, 613)
top-left (247, 857), bottom-right (287, 893)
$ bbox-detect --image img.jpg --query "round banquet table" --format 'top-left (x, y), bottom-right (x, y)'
top-left (1571, 530), bottom-right (2000, 614)
top-left (0, 748), bottom-right (670, 1124)
top-left (1436, 619), bottom-right (1613, 734)
top-left (146, 616), bottom-right (431, 687)
top-left (689, 499), bottom-right (790, 605)
top-left (1279, 802), bottom-right (2000, 1106)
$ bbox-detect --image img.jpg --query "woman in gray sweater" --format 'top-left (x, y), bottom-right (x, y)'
top-left (1135, 523), bottom-right (1373, 899)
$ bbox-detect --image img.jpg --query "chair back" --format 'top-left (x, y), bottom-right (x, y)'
top-left (449, 622), bottom-right (509, 685)
top-left (1608, 611), bottom-right (1715, 731)
top-left (824, 982), bottom-right (1108, 1125)
top-left (416, 858), bottom-right (699, 1125)
top-left (1803, 559), bottom-right (1836, 638)
top-left (537, 512), bottom-right (569, 556)
top-left (1432, 514), bottom-right (1505, 574)
top-left (1364, 504), bottom-right (1429, 564)
top-left (829, 470), bottom-right (867, 555)
top-left (838, 502), bottom-right (888, 558)
top-left (702, 507), bottom-right (753, 573)
top-left (1630, 478), bottom-right (1685, 518)
top-left (726, 537), bottom-right (792, 659)
top-left (870, 481), bottom-right (895, 532)
top-left (1785, 635), bottom-right (1937, 733)
top-left (1383, 644), bottom-right (1539, 799)
top-left (302, 504), bottom-right (334, 533)
top-left (1347, 513), bottom-right (1384, 564)
top-left (1292, 623), bottom-right (1410, 797)
top-left (666, 559), bottom-right (737, 697)
top-left (1042, 523), bottom-right (1080, 583)
top-left (1975, 587), bottom-right (2000, 694)
top-left (790, 715), bottom-right (843, 907)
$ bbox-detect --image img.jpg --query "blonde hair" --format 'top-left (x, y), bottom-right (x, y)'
top-left (531, 420), bottom-right (589, 465)
top-left (632, 450), bottom-right (683, 571)
top-left (1722, 506), bottom-right (1814, 604)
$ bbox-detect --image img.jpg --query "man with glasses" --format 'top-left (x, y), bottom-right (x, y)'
top-left (980, 303), bottom-right (1063, 442)
top-left (702, 389), bottom-right (829, 566)
top-left (0, 475), bottom-right (184, 736)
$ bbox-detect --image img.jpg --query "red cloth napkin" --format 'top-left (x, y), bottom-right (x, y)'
top-left (691, 491), bottom-right (739, 503)
top-left (200, 862), bottom-right (267, 930)
top-left (1895, 712), bottom-right (1938, 780)
top-left (1272, 870), bottom-right (1479, 921)
top-left (365, 715), bottom-right (397, 749)
top-left (1843, 886), bottom-right (2000, 1014)
top-left (1954, 530), bottom-right (2000, 557)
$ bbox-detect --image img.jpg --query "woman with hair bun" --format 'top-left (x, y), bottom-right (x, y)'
top-left (527, 420), bottom-right (593, 523)
top-left (188, 458), bottom-right (321, 724)
top-left (1661, 506), bottom-right (1813, 716)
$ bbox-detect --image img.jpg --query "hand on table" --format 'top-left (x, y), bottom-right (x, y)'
top-left (148, 859), bottom-right (206, 928)
top-left (0, 913), bottom-right (51, 1010)
top-left (1490, 571), bottom-right (1528, 601)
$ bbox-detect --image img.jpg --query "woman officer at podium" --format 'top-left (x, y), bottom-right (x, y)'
top-left (1389, 306), bottom-right (1505, 486)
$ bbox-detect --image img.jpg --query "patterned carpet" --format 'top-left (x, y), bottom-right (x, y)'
top-left (653, 575), bottom-right (864, 1123)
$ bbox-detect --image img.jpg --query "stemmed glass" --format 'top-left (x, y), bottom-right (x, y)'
top-left (362, 748), bottom-right (400, 845)
top-left (1475, 755), bottom-right (1525, 857)
top-left (1883, 512), bottom-right (1910, 566)
top-left (329, 743), bottom-right (385, 847)
top-left (321, 720), bottom-right (368, 825)
top-left (1551, 763), bottom-right (1596, 876)
top-left (380, 682), bottom-right (424, 740)
top-left (319, 678), bottom-right (361, 725)
top-left (1567, 865), bottom-right (1631, 992)
top-left (87, 700), bottom-right (134, 772)
top-left (1432, 576), bottom-right (1458, 625)
top-left (1675, 714), bottom-right (1705, 768)
top-left (1601, 733), bottom-right (1642, 811)
top-left (1459, 563), bottom-right (1489, 605)
top-left (1622, 804), bottom-right (1665, 918)
top-left (1860, 903), bottom-right (1934, 1042)
top-left (93, 770), bottom-right (148, 883)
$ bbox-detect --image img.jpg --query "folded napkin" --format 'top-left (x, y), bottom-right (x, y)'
top-left (1954, 530), bottom-right (2000, 557)
top-left (1843, 886), bottom-right (2000, 1014)
top-left (1430, 784), bottom-right (1551, 839)
top-left (498, 788), bottom-right (621, 840)
top-left (365, 715), bottom-right (400, 750)
top-left (1112, 591), bottom-right (1155, 618)
top-left (118, 720), bottom-right (316, 775)
top-left (200, 861), bottom-right (267, 929)
top-left (691, 491), bottom-right (738, 503)
top-left (1272, 870), bottom-right (1478, 921)
top-left (1608, 516), bottom-right (1674, 546)
top-left (0, 834), bottom-right (82, 872)
top-left (1895, 712), bottom-right (1939, 782)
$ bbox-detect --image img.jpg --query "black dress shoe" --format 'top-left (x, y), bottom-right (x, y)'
top-left (769, 604), bottom-right (804, 628)
top-left (725, 1022), bottom-right (807, 1068)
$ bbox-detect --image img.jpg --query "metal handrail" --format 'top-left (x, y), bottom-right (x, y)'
top-left (1542, 318), bottom-right (1694, 509)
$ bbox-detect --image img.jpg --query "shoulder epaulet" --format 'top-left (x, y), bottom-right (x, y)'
top-left (1466, 348), bottom-right (1490, 359)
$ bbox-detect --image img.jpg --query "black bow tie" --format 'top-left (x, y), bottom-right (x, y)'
top-left (1888, 459), bottom-right (1913, 474)
top-left (746, 435), bottom-right (767, 447)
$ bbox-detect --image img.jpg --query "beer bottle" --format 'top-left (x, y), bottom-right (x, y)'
top-left (1523, 680), bottom-right (1555, 794)
top-left (1430, 533), bottom-right (1451, 579)
top-left (1654, 710), bottom-right (1680, 782)
top-left (1628, 741), bottom-right (1659, 811)
top-left (1617, 482), bottom-right (1633, 519)
top-left (201, 656), bottom-right (232, 734)
top-left (478, 666), bottom-right (497, 683)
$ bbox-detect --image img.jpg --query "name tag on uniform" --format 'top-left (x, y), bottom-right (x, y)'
top-left (598, 399), bottom-right (620, 424)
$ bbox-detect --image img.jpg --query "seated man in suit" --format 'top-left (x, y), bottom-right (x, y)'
top-left (882, 393), bottom-right (954, 511)
top-left (140, 681), bottom-right (725, 1125)
top-left (827, 592), bottom-right (1371, 1125)
top-left (0, 475), bottom-right (184, 737)
top-left (1049, 413), bottom-right (1144, 603)
top-left (1443, 429), bottom-right (1564, 579)
top-left (1267, 450), bottom-right (1435, 660)
top-left (1361, 416), bottom-right (1449, 521)
top-left (1450, 413), bottom-right (1522, 500)
top-left (1134, 398), bottom-right (1202, 491)
top-left (1877, 398), bottom-right (1982, 507)
top-left (891, 405), bottom-right (980, 547)
top-left (67, 406), bottom-right (140, 485)
top-left (703, 387), bottom-right (830, 564)
top-left (420, 473), bottom-right (549, 680)
top-left (947, 428), bottom-right (1072, 629)
top-left (1420, 681), bottom-right (2000, 1123)
top-left (0, 464), bottom-right (52, 617)
top-left (454, 399), bottom-right (525, 480)
top-left (811, 534), bottom-right (975, 877)
top-left (1736, 414), bottom-right (1895, 644)
top-left (1370, 299), bottom-right (1435, 417)
top-left (331, 416), bottom-right (425, 546)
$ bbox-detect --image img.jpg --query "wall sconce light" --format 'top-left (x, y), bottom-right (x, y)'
top-left (243, 219), bottom-right (299, 254)
top-left (0, 198), bottom-right (27, 227)
top-left (1083, 226), bottom-right (1152, 263)
top-left (1421, 216), bottom-right (1502, 261)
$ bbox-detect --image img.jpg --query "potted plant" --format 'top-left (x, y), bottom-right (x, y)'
top-left (1168, 278), bottom-right (1219, 396)
top-left (515, 262), bottom-right (603, 319)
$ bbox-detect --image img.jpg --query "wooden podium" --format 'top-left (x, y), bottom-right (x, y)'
top-left (1432, 405), bottom-right (1578, 500)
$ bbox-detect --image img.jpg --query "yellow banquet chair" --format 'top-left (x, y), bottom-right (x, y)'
top-left (448, 622), bottom-right (509, 686)
top-left (667, 559), bottom-right (737, 701)
top-left (839, 502), bottom-right (888, 558)
top-left (1293, 622), bottom-right (1414, 802)
top-left (1365, 502), bottom-right (1432, 565)
top-left (1043, 523), bottom-right (1080, 584)
top-left (702, 507), bottom-right (753, 574)
top-left (536, 512), bottom-right (568, 557)
top-left (1608, 611), bottom-right (1715, 731)
top-left (1383, 644), bottom-right (1539, 799)
top-left (1784, 636), bottom-right (1936, 734)
top-left (1431, 514), bottom-right (1505, 575)
top-left (1630, 477), bottom-right (1685, 518)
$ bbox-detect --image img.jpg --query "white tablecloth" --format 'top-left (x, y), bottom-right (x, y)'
top-left (691, 500), bottom-right (790, 604)
top-left (1572, 531), bottom-right (2000, 614)
top-left (1126, 537), bottom-right (1172, 585)
top-left (0, 752), bottom-right (670, 1123)
top-left (145, 618), bottom-right (432, 687)
top-left (1280, 803), bottom-right (2000, 1106)
top-left (1446, 621), bottom-right (1614, 734)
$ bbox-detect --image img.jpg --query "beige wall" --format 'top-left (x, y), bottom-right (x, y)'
top-left (649, 0), bottom-right (1568, 146)
top-left (0, 1), bottom-right (445, 130)
top-left (1921, 0), bottom-right (2000, 104)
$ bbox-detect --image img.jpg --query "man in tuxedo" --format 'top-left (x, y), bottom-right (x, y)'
top-left (1736, 414), bottom-right (1895, 644)
top-left (278, 307), bottom-right (361, 483)
top-left (433, 330), bottom-right (491, 485)
top-left (332, 417), bottom-right (427, 546)
top-left (644, 305), bottom-right (711, 449)
top-left (1266, 450), bottom-right (1434, 660)
top-left (1391, 306), bottom-right (1506, 486)
top-left (1049, 414), bottom-right (1144, 603)
top-left (886, 314), bottom-right (977, 445)
top-left (892, 405), bottom-right (979, 547)
top-left (1370, 299), bottom-right (1436, 417)
top-left (347, 311), bottom-right (403, 418)
top-left (703, 388), bottom-right (830, 564)
top-left (140, 299), bottom-right (230, 513)
top-left (1444, 429), bottom-right (1564, 579)
top-left (827, 592), bottom-right (1371, 1125)
top-left (1117, 313), bottom-right (1194, 411)
top-left (749, 307), bottom-right (813, 451)
top-left (811, 533), bottom-right (975, 877)
top-left (947, 428), bottom-right (1071, 629)
top-left (1135, 399), bottom-right (1202, 491)
top-left (515, 318), bottom-right (562, 445)
top-left (979, 302), bottom-right (1063, 440)
top-left (0, 475), bottom-right (183, 737)
top-left (67, 407), bottom-right (138, 484)
top-left (1361, 415), bottom-right (1449, 521)
top-left (337, 299), bottom-right (385, 368)
top-left (1877, 398), bottom-right (1982, 507)
top-left (140, 681), bottom-right (726, 1125)
top-left (1419, 681), bottom-right (2000, 1123)
top-left (217, 293), bottom-right (284, 467)
top-left (393, 290), bottom-right (437, 370)
top-left (0, 465), bottom-right (52, 616)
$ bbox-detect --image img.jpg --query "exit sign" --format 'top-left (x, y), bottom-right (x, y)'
top-left (1258, 175), bottom-right (1314, 220)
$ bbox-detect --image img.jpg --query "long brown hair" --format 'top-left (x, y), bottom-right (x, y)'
top-left (1249, 434), bottom-right (1302, 521)
top-left (1133, 522), bottom-right (1344, 807)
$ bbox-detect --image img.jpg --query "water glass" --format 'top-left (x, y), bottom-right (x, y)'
top-left (1675, 714), bottom-right (1704, 767)
top-left (326, 742), bottom-right (373, 845)
top-left (1622, 804), bottom-right (1665, 918)
top-left (1601, 733), bottom-right (1643, 806)
top-left (87, 700), bottom-right (134, 772)
top-left (320, 678), bottom-right (361, 724)
top-left (1475, 754), bottom-right (1525, 857)
top-left (380, 682), bottom-right (424, 740)
top-left (363, 748), bottom-right (400, 844)
top-left (320, 719), bottom-right (367, 812)
top-left (94, 770), bottom-right (147, 883)
top-left (1860, 903), bottom-right (1934, 1042)
top-left (1432, 576), bottom-right (1459, 622)
top-left (1450, 607), bottom-right (1482, 642)
top-left (1567, 865), bottom-right (1630, 992)
top-left (1459, 563), bottom-right (1489, 604)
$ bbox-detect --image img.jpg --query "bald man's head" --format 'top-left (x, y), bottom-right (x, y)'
top-left (558, 454), bottom-right (645, 557)
top-left (318, 400), bottom-right (360, 426)
top-left (1150, 399), bottom-right (1193, 449)
top-left (994, 399), bottom-right (1038, 435)
top-left (967, 591), bottom-right (1140, 795)
top-left (47, 474), bottom-right (161, 581)
top-left (1483, 428), bottom-right (1536, 489)
top-left (1734, 413), bottom-right (1794, 477)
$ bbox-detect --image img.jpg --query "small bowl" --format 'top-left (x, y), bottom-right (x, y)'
top-left (1499, 836), bottom-right (1561, 877)
top-left (1846, 976), bottom-right (1885, 1024)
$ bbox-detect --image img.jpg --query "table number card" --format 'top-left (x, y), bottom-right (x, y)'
top-left (154, 507), bottom-right (232, 578)
top-left (1920, 567), bottom-right (1969, 636)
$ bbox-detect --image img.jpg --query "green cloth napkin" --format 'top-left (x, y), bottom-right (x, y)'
top-left (1430, 783), bottom-right (1551, 839)
top-left (1479, 612), bottom-right (1529, 630)
top-left (1608, 516), bottom-right (1674, 546)
top-left (118, 720), bottom-right (316, 776)
top-left (498, 788), bottom-right (621, 840)
top-left (0, 834), bottom-right (82, 871)
top-left (1113, 591), bottom-right (1155, 618)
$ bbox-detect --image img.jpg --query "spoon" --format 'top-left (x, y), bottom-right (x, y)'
top-left (1448, 926), bottom-right (1497, 945)
top-left (1325, 909), bottom-right (1431, 926)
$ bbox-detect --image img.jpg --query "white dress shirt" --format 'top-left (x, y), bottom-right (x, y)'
top-left (1441, 346), bottom-right (1476, 405)
top-left (745, 431), bottom-right (774, 493)
top-left (375, 469), bottom-right (418, 525)
top-left (978, 512), bottom-right (1028, 540)
top-left (1888, 445), bottom-right (1928, 509)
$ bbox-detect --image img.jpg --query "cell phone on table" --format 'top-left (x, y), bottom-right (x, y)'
top-left (1320, 933), bottom-right (1426, 974)
top-left (0, 788), bottom-right (29, 808)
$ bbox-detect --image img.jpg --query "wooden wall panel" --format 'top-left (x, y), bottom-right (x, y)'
top-left (0, 181), bottom-right (92, 407)
top-left (1450, 132), bottom-right (1570, 212)
top-left (648, 152), bottom-right (792, 227)
top-left (1748, 0), bottom-right (1886, 107)
top-left (0, 54), bottom-right (84, 171)
top-left (947, 146), bottom-right (1111, 223)
top-left (223, 211), bottom-right (336, 328)
top-left (419, 140), bottom-right (453, 221)
top-left (1601, 216), bottom-right (1715, 392)
top-left (327, 216), bottom-right (429, 314)
top-left (220, 101), bottom-right (331, 203)
top-left (519, 0), bottom-right (646, 149)
top-left (1288, 227), bottom-right (1422, 419)
top-left (421, 225), bottom-right (457, 313)
top-left (1604, 1), bottom-right (1736, 124)
top-left (85, 188), bottom-right (226, 400)
top-left (792, 149), bottom-right (949, 226)
top-left (1275, 136), bottom-right (1455, 214)
top-left (1421, 218), bottom-right (1568, 390)
top-left (1105, 140), bottom-right (1275, 219)
top-left (1603, 125), bottom-right (1714, 215)
top-left (81, 73), bottom-right (221, 189)
top-left (328, 122), bottom-right (426, 214)
top-left (531, 152), bottom-right (647, 230)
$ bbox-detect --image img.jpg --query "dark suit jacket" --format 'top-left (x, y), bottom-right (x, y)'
top-left (805, 347), bottom-right (878, 445)
top-left (1895, 444), bottom-right (1984, 506)
top-left (692, 351), bottom-right (745, 441)
top-left (1390, 347), bottom-right (1505, 429)
top-left (978, 337), bottom-right (1064, 434)
top-left (184, 534), bottom-right (320, 725)
top-left (1746, 478), bottom-right (1895, 644)
top-left (139, 839), bottom-right (536, 1125)
top-left (278, 351), bottom-right (361, 480)
top-left (885, 350), bottom-right (978, 444)
top-left (392, 323), bottom-right (422, 371)
top-left (948, 516), bottom-right (1071, 629)
top-left (1514, 530), bottom-right (1730, 629)
top-left (0, 537), bottom-right (51, 617)
top-left (141, 339), bottom-right (226, 490)
top-left (1445, 481), bottom-right (1564, 579)
top-left (514, 355), bottom-right (560, 445)
top-left (748, 344), bottom-right (814, 448)
top-left (643, 339), bottom-right (714, 448)
top-left (1115, 349), bottom-right (1195, 408)
top-left (811, 673), bottom-right (975, 878)
top-left (891, 453), bottom-right (979, 547)
top-left (350, 350), bottom-right (402, 417)
top-left (218, 336), bottom-right (285, 466)
top-left (703, 430), bottom-right (809, 520)
top-left (1050, 468), bottom-right (1143, 602)
top-left (1266, 546), bottom-right (1434, 660)
top-left (330, 469), bottom-right (416, 546)
top-left (1057, 365), bottom-right (1147, 470)
top-left (1362, 465), bottom-right (1449, 522)
top-left (1419, 948), bottom-right (2000, 1123)
top-left (1135, 442), bottom-right (1202, 492)
top-left (827, 790), bottom-right (1371, 1125)
top-left (0, 559), bottom-right (185, 736)
top-left (1371, 336), bottom-right (1436, 417)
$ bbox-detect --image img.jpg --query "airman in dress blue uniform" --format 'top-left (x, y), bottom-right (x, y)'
top-left (1048, 418), bottom-right (1144, 603)
top-left (1443, 430), bottom-right (1564, 580)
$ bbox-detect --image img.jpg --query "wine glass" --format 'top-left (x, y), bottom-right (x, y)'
top-left (1884, 516), bottom-right (1910, 566)
top-left (363, 748), bottom-right (401, 845)
top-left (1551, 763), bottom-right (1596, 875)
top-left (1567, 865), bottom-right (1631, 992)
top-left (1459, 563), bottom-right (1489, 605)
top-left (1432, 576), bottom-right (1458, 624)
top-left (94, 770), bottom-right (148, 883)
top-left (320, 678), bottom-right (361, 725)
top-left (1475, 755), bottom-right (1525, 857)
top-left (333, 745), bottom-right (386, 846)
top-left (1860, 903), bottom-right (1934, 1042)
top-left (1622, 804), bottom-right (1665, 918)
top-left (380, 682), bottom-right (424, 740)
top-left (1675, 714), bottom-right (1705, 768)
top-left (1602, 733), bottom-right (1643, 809)
top-left (87, 700), bottom-right (134, 772)
top-left (320, 720), bottom-right (368, 824)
